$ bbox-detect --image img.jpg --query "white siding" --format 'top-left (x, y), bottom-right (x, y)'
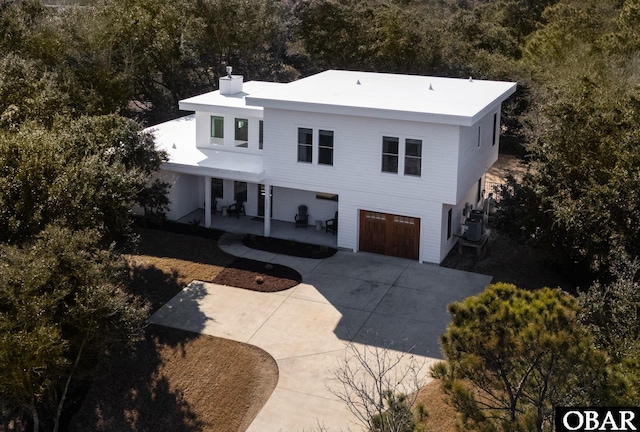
top-left (195, 110), bottom-right (263, 151)
top-left (271, 187), bottom-right (338, 226)
top-left (329, 189), bottom-right (441, 263)
top-left (263, 109), bottom-right (460, 204)
top-left (456, 106), bottom-right (501, 203)
top-left (261, 108), bottom-right (467, 262)
top-left (439, 180), bottom-right (486, 260)
top-left (159, 170), bottom-right (201, 221)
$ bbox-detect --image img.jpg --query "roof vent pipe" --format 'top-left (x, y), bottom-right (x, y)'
top-left (226, 66), bottom-right (233, 78)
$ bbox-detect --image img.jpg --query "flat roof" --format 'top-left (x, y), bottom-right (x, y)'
top-left (146, 114), bottom-right (265, 181)
top-left (245, 70), bottom-right (517, 126)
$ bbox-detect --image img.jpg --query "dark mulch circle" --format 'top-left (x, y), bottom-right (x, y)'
top-left (242, 234), bottom-right (337, 259)
top-left (213, 257), bottom-right (302, 292)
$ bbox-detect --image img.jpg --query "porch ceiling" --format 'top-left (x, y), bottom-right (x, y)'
top-left (148, 114), bottom-right (265, 182)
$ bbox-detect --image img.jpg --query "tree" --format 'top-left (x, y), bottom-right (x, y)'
top-left (330, 339), bottom-right (427, 432)
top-left (0, 225), bottom-right (148, 432)
top-left (432, 283), bottom-right (608, 432)
top-left (496, 0), bottom-right (640, 274)
top-left (0, 54), bottom-right (70, 130)
top-left (0, 115), bottom-right (168, 244)
top-left (294, 0), bottom-right (444, 74)
top-left (578, 259), bottom-right (640, 404)
top-left (498, 77), bottom-right (640, 273)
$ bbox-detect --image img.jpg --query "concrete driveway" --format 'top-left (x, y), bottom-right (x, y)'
top-left (148, 233), bottom-right (492, 431)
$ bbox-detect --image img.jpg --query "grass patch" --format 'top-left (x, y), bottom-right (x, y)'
top-left (71, 228), bottom-right (281, 431)
top-left (70, 325), bottom-right (278, 432)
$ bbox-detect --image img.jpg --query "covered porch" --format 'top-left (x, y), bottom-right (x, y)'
top-left (177, 209), bottom-right (338, 249)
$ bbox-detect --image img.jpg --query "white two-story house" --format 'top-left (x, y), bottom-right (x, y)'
top-left (148, 70), bottom-right (516, 263)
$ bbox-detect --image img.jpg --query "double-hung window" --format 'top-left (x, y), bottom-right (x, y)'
top-left (382, 136), bottom-right (422, 177)
top-left (404, 139), bottom-right (422, 176)
top-left (298, 128), bottom-right (313, 163)
top-left (211, 116), bottom-right (224, 145)
top-left (382, 136), bottom-right (399, 173)
top-left (235, 118), bottom-right (248, 147)
top-left (259, 120), bottom-right (264, 150)
top-left (318, 130), bottom-right (334, 165)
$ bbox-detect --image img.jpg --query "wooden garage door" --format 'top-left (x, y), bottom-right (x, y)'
top-left (359, 210), bottom-right (420, 260)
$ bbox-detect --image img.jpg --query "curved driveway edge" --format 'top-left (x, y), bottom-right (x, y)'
top-left (148, 233), bottom-right (493, 431)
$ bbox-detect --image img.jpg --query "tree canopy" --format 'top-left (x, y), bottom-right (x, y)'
top-left (0, 225), bottom-right (148, 432)
top-left (0, 115), bottom-right (168, 244)
top-left (493, 0), bottom-right (640, 274)
top-left (432, 283), bottom-right (629, 432)
top-left (3, 0), bottom-right (640, 429)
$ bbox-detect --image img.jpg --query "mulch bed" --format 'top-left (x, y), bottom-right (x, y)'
top-left (242, 234), bottom-right (337, 259)
top-left (213, 257), bottom-right (302, 292)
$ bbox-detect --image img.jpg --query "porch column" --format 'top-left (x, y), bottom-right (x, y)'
top-left (263, 181), bottom-right (271, 237)
top-left (204, 176), bottom-right (212, 228)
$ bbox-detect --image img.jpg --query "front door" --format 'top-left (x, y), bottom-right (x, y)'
top-left (258, 184), bottom-right (273, 217)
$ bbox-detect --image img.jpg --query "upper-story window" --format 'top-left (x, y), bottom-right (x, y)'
top-left (382, 136), bottom-right (399, 173)
top-left (259, 120), bottom-right (264, 150)
top-left (298, 128), bottom-right (313, 163)
top-left (235, 118), bottom-right (248, 147)
top-left (382, 136), bottom-right (422, 177)
top-left (492, 113), bottom-right (497, 146)
top-left (211, 116), bottom-right (224, 145)
top-left (404, 139), bottom-right (422, 176)
top-left (477, 126), bottom-right (481, 148)
top-left (318, 130), bottom-right (334, 165)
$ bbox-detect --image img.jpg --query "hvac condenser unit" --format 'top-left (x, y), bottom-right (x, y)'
top-left (465, 219), bottom-right (483, 242)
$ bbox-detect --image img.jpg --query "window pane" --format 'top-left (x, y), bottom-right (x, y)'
top-left (382, 136), bottom-right (399, 173)
top-left (404, 157), bottom-right (421, 176)
top-left (298, 128), bottom-right (312, 144)
top-left (212, 178), bottom-right (224, 199)
top-left (298, 144), bottom-right (312, 162)
top-left (211, 116), bottom-right (224, 142)
top-left (405, 139), bottom-right (422, 157)
top-left (492, 113), bottom-right (497, 146)
top-left (319, 147), bottom-right (333, 165)
top-left (259, 120), bottom-right (264, 149)
top-left (404, 139), bottom-right (422, 176)
top-left (319, 130), bottom-right (333, 147)
top-left (382, 155), bottom-right (398, 173)
top-left (319, 130), bottom-right (333, 165)
top-left (235, 118), bottom-right (248, 147)
top-left (382, 136), bottom-right (399, 154)
top-left (298, 128), bottom-right (313, 162)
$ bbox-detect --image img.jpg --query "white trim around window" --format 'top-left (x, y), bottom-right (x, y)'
top-left (381, 134), bottom-right (423, 177)
top-left (297, 127), bottom-right (335, 166)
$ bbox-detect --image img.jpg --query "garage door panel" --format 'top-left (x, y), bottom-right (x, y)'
top-left (359, 210), bottom-right (420, 260)
top-left (359, 211), bottom-right (387, 255)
